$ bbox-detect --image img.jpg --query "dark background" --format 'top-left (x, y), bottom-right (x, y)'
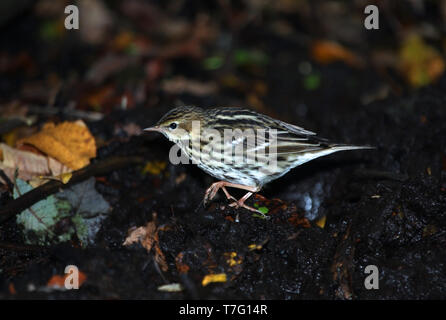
top-left (0, 0), bottom-right (445, 299)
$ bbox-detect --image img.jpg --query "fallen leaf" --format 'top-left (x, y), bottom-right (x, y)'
top-left (399, 34), bottom-right (445, 87)
top-left (8, 283), bottom-right (16, 295)
top-left (315, 215), bottom-right (327, 228)
top-left (59, 172), bottom-right (73, 184)
top-left (47, 271), bottom-right (87, 289)
top-left (15, 177), bottom-right (111, 246)
top-left (203, 56), bottom-right (224, 70)
top-left (14, 178), bottom-right (67, 245)
top-left (224, 252), bottom-right (242, 267)
top-left (248, 244), bottom-right (262, 251)
top-left (46, 275), bottom-right (65, 288)
top-left (202, 273), bottom-right (227, 286)
top-left (175, 252), bottom-right (190, 274)
top-left (248, 238), bottom-right (269, 251)
top-left (0, 143), bottom-right (71, 183)
top-left (142, 161), bottom-right (167, 175)
top-left (111, 31), bottom-right (135, 52)
top-left (158, 283), bottom-right (183, 292)
top-left (17, 120), bottom-right (97, 170)
top-left (175, 173), bottom-right (187, 185)
top-left (35, 172), bottom-right (73, 186)
top-left (123, 218), bottom-right (168, 272)
top-left (303, 73), bottom-right (321, 90)
top-left (123, 226), bottom-right (149, 247)
top-left (311, 40), bottom-right (364, 68)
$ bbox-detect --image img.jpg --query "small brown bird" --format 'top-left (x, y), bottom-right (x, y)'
top-left (145, 106), bottom-right (372, 215)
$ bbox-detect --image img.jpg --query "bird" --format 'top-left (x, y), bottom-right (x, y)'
top-left (144, 106), bottom-right (372, 216)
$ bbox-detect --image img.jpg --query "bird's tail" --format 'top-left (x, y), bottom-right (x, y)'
top-left (328, 144), bottom-right (375, 152)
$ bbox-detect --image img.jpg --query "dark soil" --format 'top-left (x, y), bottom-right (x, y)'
top-left (0, 0), bottom-right (446, 299)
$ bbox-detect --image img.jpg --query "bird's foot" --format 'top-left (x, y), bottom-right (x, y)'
top-left (203, 181), bottom-right (237, 205)
top-left (203, 181), bottom-right (268, 218)
top-left (228, 192), bottom-right (270, 219)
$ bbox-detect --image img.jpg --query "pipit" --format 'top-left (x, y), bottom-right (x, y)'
top-left (144, 106), bottom-right (372, 215)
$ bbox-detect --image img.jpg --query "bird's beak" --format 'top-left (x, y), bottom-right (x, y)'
top-left (143, 126), bottom-right (161, 132)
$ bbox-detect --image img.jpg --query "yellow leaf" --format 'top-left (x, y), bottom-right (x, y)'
top-left (315, 215), bottom-right (326, 229)
top-left (399, 34), bottom-right (445, 87)
top-left (3, 129), bottom-right (18, 147)
top-left (224, 252), bottom-right (242, 267)
top-left (59, 172), bottom-right (73, 184)
top-left (142, 161), bottom-right (167, 175)
top-left (202, 273), bottom-right (227, 286)
top-left (17, 120), bottom-right (96, 170)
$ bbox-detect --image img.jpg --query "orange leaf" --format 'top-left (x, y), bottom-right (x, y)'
top-left (47, 271), bottom-right (87, 288)
top-left (8, 283), bottom-right (16, 295)
top-left (175, 252), bottom-right (190, 274)
top-left (311, 40), bottom-right (364, 68)
top-left (47, 275), bottom-right (66, 287)
top-left (17, 120), bottom-right (96, 170)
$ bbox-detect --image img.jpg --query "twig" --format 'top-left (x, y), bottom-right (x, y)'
top-left (0, 169), bottom-right (14, 191)
top-left (0, 241), bottom-right (48, 252)
top-left (0, 156), bottom-right (144, 224)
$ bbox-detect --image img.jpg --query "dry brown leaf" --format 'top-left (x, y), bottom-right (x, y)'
top-left (123, 220), bottom-right (168, 272)
top-left (0, 143), bottom-right (71, 183)
top-left (175, 252), bottom-right (190, 274)
top-left (17, 120), bottom-right (96, 170)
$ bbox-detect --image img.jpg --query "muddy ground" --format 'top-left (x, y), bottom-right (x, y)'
top-left (0, 1), bottom-right (446, 299)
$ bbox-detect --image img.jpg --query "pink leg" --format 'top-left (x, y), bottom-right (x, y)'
top-left (203, 181), bottom-right (265, 214)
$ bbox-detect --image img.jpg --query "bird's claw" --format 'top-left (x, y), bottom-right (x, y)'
top-left (229, 200), bottom-right (269, 219)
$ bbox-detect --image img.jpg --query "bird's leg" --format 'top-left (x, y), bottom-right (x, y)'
top-left (203, 182), bottom-right (267, 215)
top-left (204, 181), bottom-right (259, 203)
top-left (221, 186), bottom-right (237, 202)
top-left (228, 192), bottom-right (254, 209)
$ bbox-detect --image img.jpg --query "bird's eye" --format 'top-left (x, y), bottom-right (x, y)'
top-left (169, 122), bottom-right (178, 130)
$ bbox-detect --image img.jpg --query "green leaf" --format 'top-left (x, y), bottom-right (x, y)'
top-left (14, 177), bottom-right (110, 246)
top-left (203, 56), bottom-right (224, 70)
top-left (258, 206), bottom-right (269, 214)
top-left (15, 179), bottom-right (68, 245)
top-left (303, 73), bottom-right (321, 90)
top-left (234, 49), bottom-right (268, 66)
top-left (40, 20), bottom-right (62, 41)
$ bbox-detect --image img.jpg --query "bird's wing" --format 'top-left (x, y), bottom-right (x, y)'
top-left (273, 118), bottom-right (316, 136)
top-left (224, 127), bottom-right (326, 156)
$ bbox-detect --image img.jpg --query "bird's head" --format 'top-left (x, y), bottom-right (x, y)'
top-left (144, 106), bottom-right (205, 144)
